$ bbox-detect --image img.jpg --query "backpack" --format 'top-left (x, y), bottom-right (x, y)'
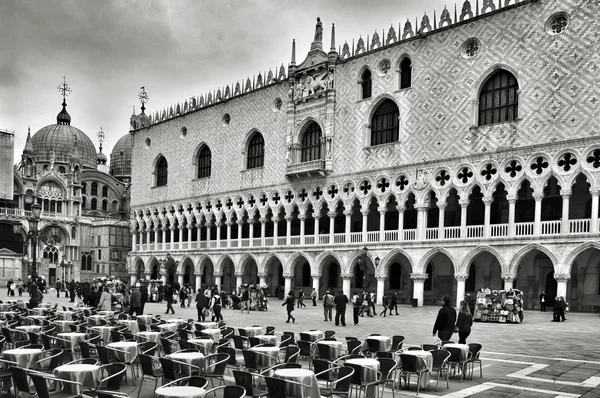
top-left (354, 295), bottom-right (363, 307)
top-left (324, 294), bottom-right (334, 307)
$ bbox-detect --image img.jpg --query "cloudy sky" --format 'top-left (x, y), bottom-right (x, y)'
top-left (1, 0), bottom-right (448, 160)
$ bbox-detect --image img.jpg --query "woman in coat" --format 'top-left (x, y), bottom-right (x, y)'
top-left (456, 300), bottom-right (473, 344)
top-left (97, 287), bottom-right (113, 311)
top-left (195, 288), bottom-right (207, 321)
top-left (433, 295), bottom-right (457, 341)
top-left (282, 291), bottom-right (296, 323)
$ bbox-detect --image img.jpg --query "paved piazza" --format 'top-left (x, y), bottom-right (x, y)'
top-left (34, 294), bottom-right (600, 397)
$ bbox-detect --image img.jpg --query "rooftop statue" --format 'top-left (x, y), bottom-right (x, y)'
top-left (314, 17), bottom-right (323, 42)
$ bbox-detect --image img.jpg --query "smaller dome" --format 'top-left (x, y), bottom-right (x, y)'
top-left (97, 146), bottom-right (107, 165)
top-left (110, 134), bottom-right (132, 179)
top-left (57, 100), bottom-right (71, 125)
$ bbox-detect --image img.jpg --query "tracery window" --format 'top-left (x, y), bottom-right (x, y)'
top-left (361, 69), bottom-right (372, 99)
top-left (91, 182), bottom-right (98, 196)
top-left (156, 157), bottom-right (168, 186)
top-left (102, 186), bottom-right (108, 197)
top-left (301, 122), bottom-right (322, 162)
top-left (247, 133), bottom-right (265, 169)
top-left (478, 70), bottom-right (519, 126)
top-left (197, 146), bottom-right (211, 178)
top-left (91, 198), bottom-right (97, 210)
top-left (399, 57), bottom-right (412, 89)
top-left (102, 200), bottom-right (108, 211)
top-left (371, 99), bottom-right (399, 146)
top-left (81, 182), bottom-right (86, 195)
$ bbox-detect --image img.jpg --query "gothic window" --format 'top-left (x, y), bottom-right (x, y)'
top-left (71, 226), bottom-right (76, 239)
top-left (197, 146), bottom-right (211, 178)
top-left (81, 182), bottom-right (86, 195)
top-left (399, 57), bottom-right (412, 89)
top-left (478, 70), bottom-right (519, 126)
top-left (91, 198), bottom-right (97, 210)
top-left (424, 263), bottom-right (433, 291)
top-left (81, 253), bottom-right (92, 271)
top-left (156, 156), bottom-right (168, 186)
top-left (91, 182), bottom-right (98, 196)
top-left (43, 247), bottom-right (59, 263)
top-left (247, 132), bottom-right (265, 169)
top-left (371, 99), bottom-right (399, 146)
top-left (82, 196), bottom-right (87, 208)
top-left (102, 186), bottom-right (108, 197)
top-left (301, 122), bottom-right (322, 162)
top-left (102, 200), bottom-right (108, 211)
top-left (361, 69), bottom-right (372, 99)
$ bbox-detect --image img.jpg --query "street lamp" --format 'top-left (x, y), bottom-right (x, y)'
top-left (13, 200), bottom-right (42, 282)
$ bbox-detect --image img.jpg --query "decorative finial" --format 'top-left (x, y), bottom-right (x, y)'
top-left (291, 39), bottom-right (296, 64)
top-left (57, 76), bottom-right (72, 102)
top-left (138, 86), bottom-right (149, 112)
top-left (98, 127), bottom-right (105, 145)
top-left (330, 23), bottom-right (336, 51)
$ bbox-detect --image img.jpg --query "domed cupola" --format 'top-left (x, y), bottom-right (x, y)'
top-left (56, 99), bottom-right (71, 125)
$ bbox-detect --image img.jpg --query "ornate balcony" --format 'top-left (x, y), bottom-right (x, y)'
top-left (286, 159), bottom-right (326, 178)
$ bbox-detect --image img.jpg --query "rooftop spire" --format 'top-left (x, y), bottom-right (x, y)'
top-left (56, 76), bottom-right (72, 125)
top-left (23, 127), bottom-right (33, 154)
top-left (291, 39), bottom-right (296, 65)
top-left (138, 86), bottom-right (149, 113)
top-left (330, 23), bottom-right (336, 51)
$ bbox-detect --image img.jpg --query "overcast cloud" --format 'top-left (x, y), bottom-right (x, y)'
top-left (1, 0), bottom-right (447, 160)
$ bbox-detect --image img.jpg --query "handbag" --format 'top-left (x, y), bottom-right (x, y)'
top-left (453, 326), bottom-right (459, 333)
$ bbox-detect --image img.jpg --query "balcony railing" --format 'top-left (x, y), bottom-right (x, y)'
top-left (133, 217), bottom-right (600, 252)
top-left (286, 159), bottom-right (326, 177)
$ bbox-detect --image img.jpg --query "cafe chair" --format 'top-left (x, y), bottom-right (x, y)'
top-left (160, 375), bottom-right (208, 388)
top-left (2, 327), bottom-right (28, 349)
top-left (296, 340), bottom-right (313, 368)
top-left (430, 349), bottom-right (451, 391)
top-left (219, 346), bottom-right (244, 374)
top-left (221, 327), bottom-right (235, 340)
top-left (241, 350), bottom-right (269, 374)
top-left (10, 366), bottom-right (35, 397)
top-left (265, 326), bottom-right (275, 335)
top-left (95, 391), bottom-right (129, 398)
top-left (160, 338), bottom-right (180, 355)
top-left (377, 358), bottom-right (399, 398)
top-left (317, 343), bottom-right (338, 362)
top-left (335, 354), bottom-right (365, 365)
top-left (260, 362), bottom-right (303, 376)
top-left (398, 353), bottom-right (429, 396)
top-left (376, 351), bottom-right (393, 359)
top-left (205, 385), bottom-right (246, 398)
top-left (324, 330), bottom-right (336, 339)
top-left (27, 332), bottom-right (41, 345)
top-left (281, 332), bottom-right (296, 346)
top-left (110, 330), bottom-right (122, 342)
top-left (79, 341), bottom-right (98, 359)
top-left (347, 363), bottom-right (382, 398)
top-left (138, 341), bottom-right (159, 356)
top-left (346, 340), bottom-right (362, 356)
top-left (281, 345), bottom-right (300, 364)
top-left (318, 366), bottom-right (354, 398)
top-left (422, 344), bottom-right (438, 351)
top-left (446, 346), bottom-right (470, 382)
top-left (467, 343), bottom-right (483, 379)
top-left (391, 335), bottom-right (405, 352)
top-left (364, 339), bottom-right (381, 357)
top-left (65, 358), bottom-right (100, 366)
top-left (406, 347), bottom-right (423, 351)
top-left (29, 372), bottom-right (83, 398)
top-left (86, 363), bottom-right (127, 395)
top-left (248, 337), bottom-right (261, 348)
top-left (299, 333), bottom-right (311, 342)
top-left (95, 345), bottom-right (113, 365)
top-left (159, 357), bottom-right (186, 384)
top-left (232, 335), bottom-right (246, 350)
top-left (233, 370), bottom-right (269, 397)
top-left (216, 338), bottom-right (230, 350)
top-left (137, 354), bottom-right (164, 398)
top-left (203, 352), bottom-right (229, 388)
top-left (34, 348), bottom-right (66, 372)
top-left (264, 376), bottom-right (311, 398)
top-left (312, 358), bottom-right (339, 386)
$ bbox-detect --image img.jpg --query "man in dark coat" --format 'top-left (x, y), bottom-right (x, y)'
top-left (433, 295), bottom-right (457, 341)
top-left (334, 290), bottom-right (348, 326)
top-left (140, 285), bottom-right (149, 315)
top-left (165, 284), bottom-right (175, 314)
top-left (69, 280), bottom-right (76, 302)
top-left (129, 286), bottom-right (142, 316)
top-left (389, 291), bottom-right (399, 316)
top-left (81, 283), bottom-right (90, 306)
top-left (196, 288), bottom-right (208, 321)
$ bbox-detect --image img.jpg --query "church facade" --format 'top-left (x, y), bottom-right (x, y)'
top-left (128, 0), bottom-right (600, 311)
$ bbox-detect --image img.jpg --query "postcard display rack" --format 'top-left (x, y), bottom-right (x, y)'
top-left (474, 288), bottom-right (524, 323)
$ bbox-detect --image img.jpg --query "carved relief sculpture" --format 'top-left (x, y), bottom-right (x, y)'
top-left (413, 169), bottom-right (429, 191)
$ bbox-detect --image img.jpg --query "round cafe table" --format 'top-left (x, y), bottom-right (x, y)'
top-left (167, 352), bottom-right (205, 376)
top-left (302, 330), bottom-right (324, 342)
top-left (0, 311), bottom-right (17, 320)
top-left (25, 315), bottom-right (47, 325)
top-left (15, 325), bottom-right (42, 339)
top-left (202, 328), bottom-right (221, 340)
top-left (444, 343), bottom-right (470, 362)
top-left (136, 315), bottom-right (154, 325)
top-left (364, 335), bottom-right (393, 352)
top-left (400, 350), bottom-right (432, 388)
top-left (107, 341), bottom-right (138, 362)
top-left (317, 340), bottom-right (345, 360)
top-left (166, 318), bottom-right (186, 325)
top-left (155, 386), bottom-right (206, 398)
top-left (87, 315), bottom-right (106, 326)
top-left (57, 332), bottom-right (87, 352)
top-left (54, 320), bottom-right (76, 333)
top-left (251, 346), bottom-right (280, 368)
top-left (98, 310), bottom-right (115, 318)
top-left (157, 323), bottom-right (178, 333)
top-left (195, 321), bottom-right (218, 331)
top-left (32, 307), bottom-right (49, 315)
top-left (136, 331), bottom-right (161, 344)
top-left (118, 319), bottom-right (140, 334)
top-left (346, 358), bottom-right (380, 396)
top-left (90, 326), bottom-right (114, 344)
top-left (53, 364), bottom-right (100, 395)
top-left (187, 339), bottom-right (215, 355)
top-left (243, 326), bottom-right (265, 337)
top-left (255, 334), bottom-right (277, 345)
top-left (2, 348), bottom-right (43, 368)
top-left (273, 368), bottom-right (320, 398)
top-left (56, 310), bottom-right (74, 320)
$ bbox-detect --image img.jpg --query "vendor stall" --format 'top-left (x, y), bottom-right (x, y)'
top-left (474, 288), bottom-right (524, 323)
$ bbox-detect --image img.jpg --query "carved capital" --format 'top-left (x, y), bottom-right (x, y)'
top-left (506, 195), bottom-right (518, 203)
top-left (361, 210), bottom-right (370, 216)
top-left (285, 215), bottom-right (294, 222)
top-left (215, 221), bottom-right (223, 228)
top-left (533, 193), bottom-right (544, 201)
top-left (501, 273), bottom-right (516, 282)
top-left (213, 272), bottom-right (223, 278)
top-left (376, 274), bottom-right (387, 281)
top-left (554, 273), bottom-right (571, 282)
top-left (396, 205), bottom-right (405, 213)
top-left (590, 188), bottom-right (600, 196)
top-left (176, 271), bottom-right (184, 276)
top-left (298, 215), bottom-right (307, 221)
top-left (482, 197), bottom-right (494, 206)
top-left (225, 221), bottom-right (234, 227)
top-left (458, 199), bottom-right (470, 207)
top-left (415, 204), bottom-right (429, 211)
top-left (327, 212), bottom-right (337, 219)
top-left (193, 272), bottom-right (202, 276)
top-left (311, 273), bottom-right (322, 278)
top-left (234, 272), bottom-right (244, 277)
top-left (377, 207), bottom-right (387, 213)
top-left (282, 273), bottom-right (292, 278)
top-left (410, 273), bottom-right (428, 281)
top-left (259, 217), bottom-right (267, 224)
top-left (560, 189), bottom-right (572, 198)
top-left (437, 203), bottom-right (447, 210)
top-left (341, 273), bottom-right (353, 279)
top-left (343, 210), bottom-right (353, 217)
top-left (236, 220), bottom-right (244, 226)
top-left (257, 272), bottom-right (267, 278)
top-left (454, 273), bottom-right (469, 281)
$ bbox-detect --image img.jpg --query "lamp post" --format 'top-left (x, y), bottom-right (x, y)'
top-left (58, 257), bottom-right (73, 292)
top-left (13, 201), bottom-right (42, 283)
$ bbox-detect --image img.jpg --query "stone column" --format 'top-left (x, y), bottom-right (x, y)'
top-left (438, 203), bottom-right (446, 239)
top-left (501, 273), bottom-right (516, 290)
top-left (299, 215), bottom-right (306, 245)
top-left (226, 221), bottom-right (232, 248)
top-left (344, 210), bottom-right (352, 243)
top-left (197, 223), bottom-right (202, 245)
top-left (455, 273), bottom-right (469, 306)
top-left (378, 207), bottom-right (386, 241)
top-left (283, 273), bottom-right (292, 295)
top-left (131, 230), bottom-right (137, 251)
top-left (145, 271), bottom-right (152, 282)
top-left (194, 272), bottom-right (202, 291)
top-left (273, 217), bottom-right (280, 242)
top-left (361, 210), bottom-right (369, 242)
top-left (146, 228), bottom-right (151, 247)
top-left (205, 222), bottom-right (212, 247)
top-left (178, 226), bottom-right (183, 245)
top-left (162, 227), bottom-right (167, 250)
top-left (259, 217), bottom-right (266, 246)
top-left (591, 189), bottom-right (599, 233)
top-left (248, 219), bottom-right (255, 247)
top-left (214, 272), bottom-right (222, 292)
top-left (177, 271), bottom-right (184, 286)
top-left (129, 273), bottom-right (137, 286)
top-left (216, 221), bottom-right (222, 248)
top-left (314, 215), bottom-right (320, 245)
top-left (285, 216), bottom-right (293, 245)
top-left (258, 272), bottom-right (267, 286)
top-left (483, 197), bottom-right (493, 237)
top-left (459, 200), bottom-right (469, 239)
top-left (507, 195), bottom-right (517, 236)
top-left (161, 270), bottom-right (167, 285)
top-left (154, 228), bottom-right (160, 251)
top-left (328, 212), bottom-right (336, 244)
top-left (376, 274), bottom-right (386, 306)
top-left (341, 273), bottom-right (352, 298)
top-left (237, 220), bottom-right (243, 247)
top-left (554, 272), bottom-right (570, 298)
top-left (235, 272), bottom-right (244, 289)
top-left (188, 226), bottom-right (193, 247)
top-left (397, 206), bottom-right (405, 241)
top-left (560, 190), bottom-right (571, 235)
top-left (170, 226), bottom-right (175, 246)
top-left (312, 274), bottom-right (321, 298)
top-left (533, 193), bottom-right (543, 235)
top-left (416, 205), bottom-right (428, 240)
top-left (410, 273), bottom-right (428, 307)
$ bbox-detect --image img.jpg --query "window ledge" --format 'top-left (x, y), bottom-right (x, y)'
top-left (362, 141), bottom-right (401, 150)
top-left (241, 167), bottom-right (265, 173)
top-left (355, 97), bottom-right (372, 104)
top-left (192, 176), bottom-right (212, 181)
top-left (470, 118), bottom-right (522, 130)
top-left (394, 87), bottom-right (413, 93)
top-left (151, 185), bottom-right (168, 189)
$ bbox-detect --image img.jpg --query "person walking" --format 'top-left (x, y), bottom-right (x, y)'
top-left (129, 285), bottom-right (142, 316)
top-left (179, 285), bottom-right (188, 308)
top-left (334, 290), bottom-right (348, 327)
top-left (196, 288), bottom-right (207, 321)
top-left (97, 287), bottom-right (112, 311)
top-left (55, 279), bottom-right (62, 298)
top-left (241, 287), bottom-right (250, 313)
top-left (559, 296), bottom-right (567, 321)
top-left (297, 289), bottom-right (306, 308)
top-left (29, 283), bottom-right (43, 309)
top-left (323, 290), bottom-right (334, 321)
top-left (369, 290), bottom-right (376, 317)
top-left (352, 292), bottom-right (361, 325)
top-left (379, 294), bottom-right (389, 317)
top-left (311, 288), bottom-right (317, 306)
top-left (433, 295), bottom-right (457, 342)
top-left (456, 300), bottom-right (473, 344)
top-left (539, 291), bottom-right (546, 312)
top-left (388, 291), bottom-right (398, 316)
top-left (282, 291), bottom-right (296, 323)
top-left (69, 280), bottom-right (76, 302)
top-left (16, 279), bottom-right (23, 297)
top-left (165, 284), bottom-right (175, 314)
top-left (210, 290), bottom-right (223, 322)
top-left (552, 297), bottom-right (561, 321)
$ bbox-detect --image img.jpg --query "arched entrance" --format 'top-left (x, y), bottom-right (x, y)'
top-left (545, 270), bottom-right (557, 307)
top-left (350, 256), bottom-right (376, 296)
top-left (293, 262), bottom-right (311, 290)
top-left (515, 249), bottom-right (555, 309)
top-left (319, 256), bottom-right (341, 294)
top-left (221, 259), bottom-right (236, 293)
top-left (424, 252), bottom-right (455, 305)
top-left (182, 259), bottom-right (194, 288)
top-left (264, 257), bottom-right (284, 297)
top-left (242, 258), bottom-right (259, 285)
top-left (135, 259), bottom-right (145, 281)
top-left (465, 251), bottom-right (503, 295)
top-left (200, 259), bottom-right (214, 290)
top-left (385, 253), bottom-right (413, 304)
top-left (164, 258), bottom-right (176, 284)
top-left (567, 247), bottom-right (600, 312)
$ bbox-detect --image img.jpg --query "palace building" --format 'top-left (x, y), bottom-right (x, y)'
top-left (127, 0), bottom-right (600, 311)
top-left (0, 82), bottom-right (133, 286)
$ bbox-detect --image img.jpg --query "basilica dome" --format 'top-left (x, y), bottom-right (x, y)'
top-left (110, 133), bottom-right (132, 179)
top-left (31, 101), bottom-right (97, 169)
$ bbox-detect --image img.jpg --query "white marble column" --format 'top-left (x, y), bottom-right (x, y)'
top-left (361, 210), bottom-right (369, 242)
top-left (188, 226), bottom-right (193, 247)
top-left (438, 203), bottom-right (446, 239)
top-left (397, 206), bottom-right (405, 241)
top-left (312, 274), bottom-right (321, 298)
top-left (410, 273), bottom-right (428, 307)
top-left (216, 222), bottom-right (222, 248)
top-left (214, 272), bottom-right (222, 292)
top-left (177, 272), bottom-right (184, 286)
top-left (591, 189), bottom-right (599, 233)
top-left (248, 219), bottom-right (255, 247)
top-left (131, 230), bottom-right (137, 251)
top-left (285, 216), bottom-right (292, 245)
top-left (376, 275), bottom-right (386, 306)
top-left (129, 273), bottom-right (137, 285)
top-left (273, 217), bottom-right (279, 242)
top-left (206, 222), bottom-right (212, 247)
top-left (299, 215), bottom-right (306, 245)
top-left (560, 190), bottom-right (571, 235)
top-left (235, 272), bottom-right (243, 289)
top-left (533, 193), bottom-right (543, 235)
top-left (170, 226), bottom-right (175, 247)
top-left (378, 207), bottom-right (386, 241)
top-left (284, 273), bottom-right (292, 295)
top-left (314, 215), bottom-right (320, 245)
top-left (501, 273), bottom-right (516, 290)
top-left (237, 220), bottom-right (243, 247)
top-left (258, 272), bottom-right (267, 286)
top-left (555, 272), bottom-right (570, 298)
top-left (259, 217), bottom-right (266, 246)
top-left (416, 205), bottom-right (428, 240)
top-left (344, 210), bottom-right (352, 243)
top-left (459, 200), bottom-right (469, 239)
top-left (328, 212), bottom-right (336, 244)
top-left (483, 197), bottom-right (493, 237)
top-left (162, 227), bottom-right (167, 251)
top-left (154, 228), bottom-right (160, 251)
top-left (507, 195), bottom-right (517, 236)
top-left (178, 226), bottom-right (183, 245)
top-left (342, 274), bottom-right (352, 298)
top-left (194, 272), bottom-right (202, 291)
top-left (161, 271), bottom-right (167, 285)
top-left (455, 273), bottom-right (468, 306)
top-left (146, 228), bottom-right (151, 248)
top-left (226, 221), bottom-right (232, 248)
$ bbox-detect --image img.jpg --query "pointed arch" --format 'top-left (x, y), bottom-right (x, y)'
top-left (238, 252), bottom-right (260, 274)
top-left (286, 251), bottom-right (313, 275)
top-left (261, 252), bottom-right (285, 274)
top-left (378, 248), bottom-right (415, 275)
top-left (362, 94), bottom-right (401, 147)
top-left (461, 245), bottom-right (507, 274)
top-left (177, 255), bottom-right (195, 274)
top-left (215, 253), bottom-right (235, 273)
top-left (510, 243), bottom-right (557, 274)
top-left (418, 247), bottom-right (457, 274)
top-left (564, 241), bottom-right (600, 275)
top-left (315, 250), bottom-right (344, 274)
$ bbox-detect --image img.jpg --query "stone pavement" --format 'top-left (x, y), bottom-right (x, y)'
top-left (21, 292), bottom-right (600, 397)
